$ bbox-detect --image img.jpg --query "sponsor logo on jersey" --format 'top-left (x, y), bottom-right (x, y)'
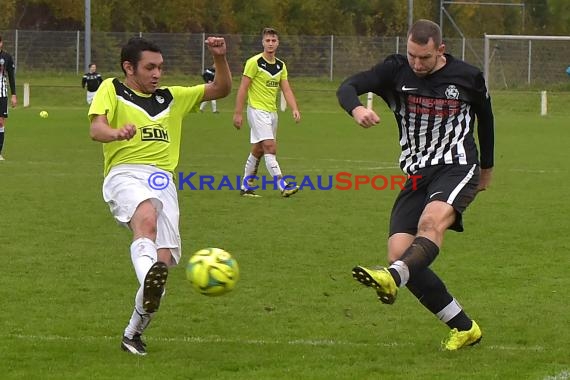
top-left (266, 80), bottom-right (279, 87)
top-left (141, 124), bottom-right (169, 142)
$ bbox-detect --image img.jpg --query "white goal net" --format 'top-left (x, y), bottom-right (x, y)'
top-left (484, 34), bottom-right (570, 90)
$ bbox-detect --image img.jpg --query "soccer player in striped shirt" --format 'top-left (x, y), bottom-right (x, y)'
top-left (0, 35), bottom-right (17, 161)
top-left (199, 66), bottom-right (218, 113)
top-left (81, 63), bottom-right (103, 105)
top-left (337, 19), bottom-right (494, 351)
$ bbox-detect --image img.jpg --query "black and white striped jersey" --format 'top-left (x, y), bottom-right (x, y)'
top-left (0, 50), bottom-right (16, 98)
top-left (337, 53), bottom-right (494, 175)
top-left (82, 71), bottom-right (103, 92)
top-left (202, 67), bottom-right (215, 83)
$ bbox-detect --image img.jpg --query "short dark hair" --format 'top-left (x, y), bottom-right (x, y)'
top-left (262, 27), bottom-right (278, 37)
top-left (120, 37), bottom-right (162, 74)
top-left (408, 19), bottom-right (442, 47)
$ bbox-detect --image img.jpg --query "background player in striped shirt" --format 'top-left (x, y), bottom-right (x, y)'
top-left (0, 35), bottom-right (17, 161)
top-left (233, 27), bottom-right (301, 198)
top-left (199, 66), bottom-right (218, 113)
top-left (89, 36), bottom-right (231, 355)
top-left (337, 19), bottom-right (494, 351)
top-left (81, 63), bottom-right (103, 105)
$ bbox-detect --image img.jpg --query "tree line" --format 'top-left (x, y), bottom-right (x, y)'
top-left (1, 0), bottom-right (569, 37)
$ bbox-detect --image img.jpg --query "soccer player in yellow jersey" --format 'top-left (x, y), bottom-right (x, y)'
top-left (233, 27), bottom-right (301, 198)
top-left (88, 36), bottom-right (231, 355)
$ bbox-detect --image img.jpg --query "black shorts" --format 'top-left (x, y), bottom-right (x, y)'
top-left (389, 164), bottom-right (480, 236)
top-left (0, 97), bottom-right (8, 118)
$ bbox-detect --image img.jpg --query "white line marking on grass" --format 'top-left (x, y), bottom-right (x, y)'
top-left (169, 336), bottom-right (413, 348)
top-left (6, 334), bottom-right (546, 352)
top-left (293, 166), bottom-right (400, 173)
top-left (543, 370), bottom-right (570, 380)
top-left (486, 344), bottom-right (544, 351)
top-left (509, 168), bottom-right (562, 174)
top-left (315, 159), bottom-right (396, 165)
top-left (7, 333), bottom-right (411, 348)
top-left (194, 155), bottom-right (396, 166)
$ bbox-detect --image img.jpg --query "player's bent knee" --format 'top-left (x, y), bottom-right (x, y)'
top-left (388, 233), bottom-right (415, 263)
top-left (131, 201), bottom-right (159, 238)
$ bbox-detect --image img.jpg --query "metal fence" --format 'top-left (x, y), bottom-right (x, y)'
top-left (1, 30), bottom-right (569, 89)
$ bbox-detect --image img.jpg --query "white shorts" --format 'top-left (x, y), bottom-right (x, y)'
top-left (247, 106), bottom-right (278, 143)
top-left (87, 91), bottom-right (97, 105)
top-left (102, 164), bottom-right (181, 264)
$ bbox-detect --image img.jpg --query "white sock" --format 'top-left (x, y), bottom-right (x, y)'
top-left (242, 153), bottom-right (260, 190)
top-left (264, 154), bottom-right (286, 190)
top-left (436, 298), bottom-right (463, 323)
top-left (212, 99), bottom-right (217, 112)
top-left (124, 294), bottom-right (153, 338)
top-left (389, 260), bottom-right (410, 287)
top-left (130, 237), bottom-right (157, 285)
top-left (199, 102), bottom-right (206, 111)
top-left (125, 238), bottom-right (160, 338)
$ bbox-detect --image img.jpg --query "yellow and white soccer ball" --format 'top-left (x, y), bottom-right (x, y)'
top-left (186, 248), bottom-right (239, 296)
top-left (39, 110), bottom-right (49, 118)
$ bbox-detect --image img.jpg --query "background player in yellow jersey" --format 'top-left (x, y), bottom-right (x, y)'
top-left (233, 27), bottom-right (301, 198)
top-left (88, 36), bottom-right (231, 355)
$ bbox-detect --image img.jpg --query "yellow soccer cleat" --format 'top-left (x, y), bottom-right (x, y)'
top-left (240, 189), bottom-right (261, 198)
top-left (352, 266), bottom-right (398, 304)
top-left (442, 320), bottom-right (482, 351)
top-left (281, 184), bottom-right (300, 198)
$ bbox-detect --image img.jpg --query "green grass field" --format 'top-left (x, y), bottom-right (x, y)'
top-left (1, 75), bottom-right (569, 380)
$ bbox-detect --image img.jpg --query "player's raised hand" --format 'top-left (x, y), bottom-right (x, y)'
top-left (204, 37), bottom-right (227, 56)
top-left (352, 106), bottom-right (380, 128)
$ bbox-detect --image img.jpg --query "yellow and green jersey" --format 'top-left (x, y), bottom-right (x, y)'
top-left (243, 53), bottom-right (288, 112)
top-left (88, 78), bottom-right (204, 176)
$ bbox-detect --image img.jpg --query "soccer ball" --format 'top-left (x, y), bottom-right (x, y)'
top-left (39, 110), bottom-right (49, 118)
top-left (186, 248), bottom-right (239, 296)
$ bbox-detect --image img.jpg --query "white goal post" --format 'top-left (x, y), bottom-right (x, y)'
top-left (483, 34), bottom-right (570, 90)
top-left (23, 83), bottom-right (30, 107)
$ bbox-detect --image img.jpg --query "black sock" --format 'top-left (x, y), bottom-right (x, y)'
top-left (388, 268), bottom-right (401, 286)
top-left (406, 268), bottom-right (451, 314)
top-left (406, 268), bottom-right (472, 330)
top-left (0, 130), bottom-right (4, 154)
top-left (447, 312), bottom-right (473, 331)
top-left (399, 236), bottom-right (440, 276)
